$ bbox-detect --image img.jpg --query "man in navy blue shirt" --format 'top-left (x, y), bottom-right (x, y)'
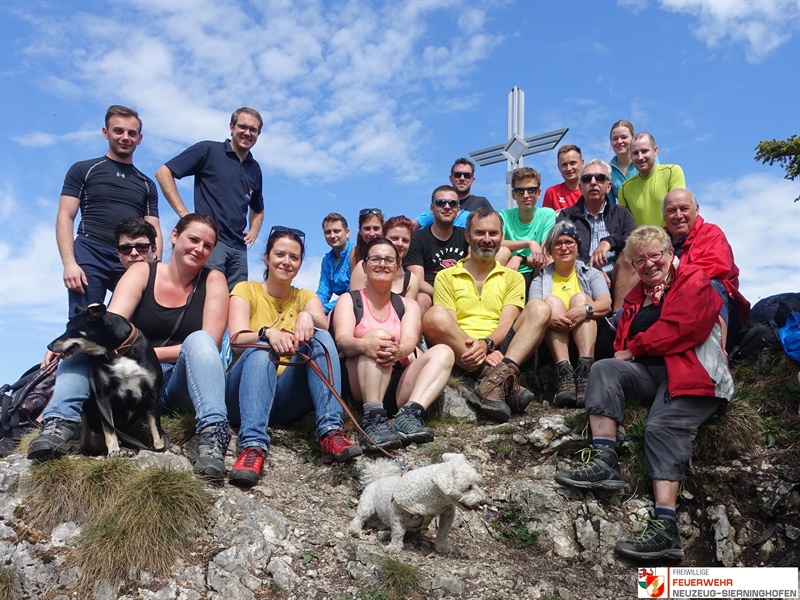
top-left (56, 105), bottom-right (161, 317)
top-left (156, 107), bottom-right (264, 289)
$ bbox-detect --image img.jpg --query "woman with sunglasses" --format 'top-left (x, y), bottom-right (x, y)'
top-left (555, 225), bottom-right (733, 562)
top-left (29, 213), bottom-right (232, 480)
top-left (334, 237), bottom-right (453, 450)
top-left (529, 221), bottom-right (611, 408)
top-left (225, 226), bottom-right (361, 487)
top-left (349, 215), bottom-right (419, 300)
top-left (349, 208), bottom-right (384, 274)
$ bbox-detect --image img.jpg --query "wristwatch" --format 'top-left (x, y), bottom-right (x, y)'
top-left (258, 326), bottom-right (269, 342)
top-left (585, 304), bottom-right (594, 317)
top-left (483, 338), bottom-right (496, 352)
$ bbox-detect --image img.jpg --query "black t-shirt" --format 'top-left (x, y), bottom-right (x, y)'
top-left (461, 194), bottom-right (493, 212)
top-left (404, 226), bottom-right (469, 286)
top-left (62, 156), bottom-right (159, 248)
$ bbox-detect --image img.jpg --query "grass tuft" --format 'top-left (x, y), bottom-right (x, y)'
top-left (0, 566), bottom-right (16, 600)
top-left (487, 500), bottom-right (539, 548)
top-left (160, 412), bottom-right (197, 446)
top-left (694, 400), bottom-right (764, 461)
top-left (374, 556), bottom-right (421, 600)
top-left (28, 458), bottom-right (137, 531)
top-left (72, 467), bottom-right (210, 588)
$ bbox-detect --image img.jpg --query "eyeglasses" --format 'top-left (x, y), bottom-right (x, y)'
top-left (234, 123), bottom-right (260, 135)
top-left (116, 243), bottom-right (153, 255)
top-left (512, 187), bottom-right (540, 196)
top-left (631, 250), bottom-right (666, 268)
top-left (359, 208), bottom-right (383, 217)
top-left (451, 171), bottom-right (473, 179)
top-left (366, 255), bottom-right (397, 266)
top-left (269, 225), bottom-right (306, 243)
top-left (579, 173), bottom-right (610, 184)
top-left (433, 199), bottom-right (460, 208)
top-left (554, 240), bottom-right (577, 249)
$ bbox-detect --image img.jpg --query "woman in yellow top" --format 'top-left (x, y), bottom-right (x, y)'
top-left (225, 226), bottom-right (361, 487)
top-left (529, 220), bottom-right (611, 408)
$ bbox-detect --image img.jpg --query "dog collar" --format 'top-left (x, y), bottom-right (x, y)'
top-left (105, 325), bottom-right (139, 360)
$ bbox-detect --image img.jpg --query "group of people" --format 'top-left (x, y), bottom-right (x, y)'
top-left (29, 105), bottom-right (750, 562)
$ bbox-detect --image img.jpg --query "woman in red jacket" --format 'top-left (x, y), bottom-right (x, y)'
top-left (555, 225), bottom-right (733, 561)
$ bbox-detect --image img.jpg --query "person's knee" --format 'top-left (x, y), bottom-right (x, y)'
top-left (428, 343), bottom-right (455, 368)
top-left (417, 293), bottom-right (432, 314)
top-left (422, 305), bottom-right (450, 338)
top-left (569, 292), bottom-right (592, 308)
top-left (522, 298), bottom-right (551, 324)
top-left (544, 295), bottom-right (565, 314)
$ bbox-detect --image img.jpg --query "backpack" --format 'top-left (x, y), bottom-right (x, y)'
top-left (730, 293), bottom-right (800, 362)
top-left (0, 360), bottom-right (58, 456)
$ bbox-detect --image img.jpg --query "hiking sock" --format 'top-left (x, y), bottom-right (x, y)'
top-left (404, 401), bottom-right (425, 413)
top-left (655, 504), bottom-right (677, 523)
top-left (363, 402), bottom-right (383, 417)
top-left (592, 436), bottom-right (616, 450)
top-left (501, 357), bottom-right (519, 370)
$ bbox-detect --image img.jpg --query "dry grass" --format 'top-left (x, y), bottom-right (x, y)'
top-left (694, 400), bottom-right (765, 461)
top-left (374, 556), bottom-right (421, 600)
top-left (160, 412), bottom-right (198, 446)
top-left (0, 567), bottom-right (16, 600)
top-left (27, 458), bottom-right (211, 591)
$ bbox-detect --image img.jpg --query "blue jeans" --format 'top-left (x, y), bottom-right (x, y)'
top-left (225, 329), bottom-right (343, 451)
top-left (43, 330), bottom-right (227, 433)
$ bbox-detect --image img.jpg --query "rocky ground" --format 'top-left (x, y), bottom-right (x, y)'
top-left (1, 360), bottom-right (799, 600)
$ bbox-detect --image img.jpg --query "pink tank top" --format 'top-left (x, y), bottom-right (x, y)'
top-left (353, 288), bottom-right (403, 341)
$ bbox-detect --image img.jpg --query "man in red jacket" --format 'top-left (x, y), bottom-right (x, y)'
top-left (662, 188), bottom-right (749, 350)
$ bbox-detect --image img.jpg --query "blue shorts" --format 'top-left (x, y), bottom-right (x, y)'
top-left (69, 236), bottom-right (125, 318)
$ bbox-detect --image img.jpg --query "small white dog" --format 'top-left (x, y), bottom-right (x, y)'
top-left (348, 453), bottom-right (485, 553)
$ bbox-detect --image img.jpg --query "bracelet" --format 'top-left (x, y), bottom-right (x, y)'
top-left (258, 326), bottom-right (269, 342)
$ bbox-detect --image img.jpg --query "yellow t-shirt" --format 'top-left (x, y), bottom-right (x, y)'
top-left (230, 282), bottom-right (316, 375)
top-left (552, 269), bottom-right (581, 310)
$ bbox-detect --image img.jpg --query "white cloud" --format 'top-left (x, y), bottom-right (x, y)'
top-left (14, 129), bottom-right (96, 148)
top-left (657, 0), bottom-right (799, 62)
top-left (695, 173), bottom-right (800, 303)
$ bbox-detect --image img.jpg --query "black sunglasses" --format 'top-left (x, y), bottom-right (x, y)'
top-left (512, 186), bottom-right (540, 196)
top-left (451, 171), bottom-right (473, 179)
top-left (359, 208), bottom-right (383, 217)
top-left (433, 199), bottom-right (460, 208)
top-left (116, 243), bottom-right (153, 255)
top-left (579, 173), bottom-right (610, 184)
top-left (269, 225), bottom-right (306, 243)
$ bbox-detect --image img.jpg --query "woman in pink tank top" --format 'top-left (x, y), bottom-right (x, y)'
top-left (333, 238), bottom-right (454, 449)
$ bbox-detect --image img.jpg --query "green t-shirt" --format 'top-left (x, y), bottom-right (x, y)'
top-left (499, 207), bottom-right (557, 273)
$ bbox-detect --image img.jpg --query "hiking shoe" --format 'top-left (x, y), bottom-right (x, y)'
top-left (508, 380), bottom-right (536, 413)
top-left (574, 358), bottom-right (594, 408)
top-left (27, 417), bottom-right (81, 463)
top-left (320, 427), bottom-right (363, 463)
top-left (554, 445), bottom-right (624, 490)
top-left (553, 361), bottom-right (577, 408)
top-left (471, 363), bottom-right (515, 422)
top-left (193, 420), bottom-right (231, 482)
top-left (392, 405), bottom-right (434, 445)
top-left (229, 447), bottom-right (267, 487)
top-left (361, 409), bottom-right (403, 451)
top-left (614, 512), bottom-right (684, 560)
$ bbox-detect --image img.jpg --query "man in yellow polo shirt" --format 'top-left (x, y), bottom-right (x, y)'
top-left (423, 207), bottom-right (551, 423)
top-left (618, 133), bottom-right (686, 226)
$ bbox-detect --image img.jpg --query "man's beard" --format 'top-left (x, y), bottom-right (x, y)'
top-left (472, 244), bottom-right (497, 259)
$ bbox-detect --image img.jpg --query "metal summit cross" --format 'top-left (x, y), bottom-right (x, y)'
top-left (469, 86), bottom-right (568, 207)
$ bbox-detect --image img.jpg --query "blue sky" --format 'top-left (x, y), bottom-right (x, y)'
top-left (1, 0), bottom-right (798, 384)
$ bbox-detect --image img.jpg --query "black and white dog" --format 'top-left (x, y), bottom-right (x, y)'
top-left (48, 304), bottom-right (168, 456)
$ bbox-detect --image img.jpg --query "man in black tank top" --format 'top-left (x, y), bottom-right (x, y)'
top-left (56, 105), bottom-right (161, 318)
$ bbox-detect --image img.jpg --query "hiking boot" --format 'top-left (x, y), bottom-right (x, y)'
top-left (574, 357), bottom-right (594, 408)
top-left (508, 380), bottom-right (536, 413)
top-left (320, 427), bottom-right (363, 463)
top-left (193, 420), bottom-right (231, 482)
top-left (361, 409), bottom-right (403, 451)
top-left (471, 363), bottom-right (514, 422)
top-left (229, 447), bottom-right (267, 487)
top-left (614, 512), bottom-right (684, 560)
top-left (392, 405), bottom-right (434, 445)
top-left (554, 445), bottom-right (624, 490)
top-left (27, 417), bottom-right (81, 463)
top-left (553, 361), bottom-right (577, 408)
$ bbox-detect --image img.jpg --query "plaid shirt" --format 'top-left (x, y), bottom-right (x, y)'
top-left (583, 203), bottom-right (615, 275)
